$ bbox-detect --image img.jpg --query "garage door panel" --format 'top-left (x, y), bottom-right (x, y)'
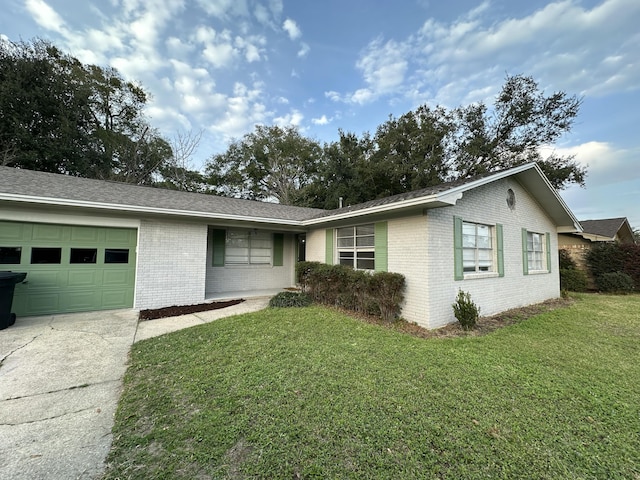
top-left (32, 224), bottom-right (66, 242)
top-left (70, 226), bottom-right (100, 243)
top-left (1, 221), bottom-right (137, 316)
top-left (1, 222), bottom-right (24, 240)
top-left (63, 290), bottom-right (102, 312)
top-left (102, 289), bottom-right (133, 309)
top-left (25, 292), bottom-right (61, 314)
top-left (105, 228), bottom-right (136, 244)
top-left (103, 269), bottom-right (132, 287)
top-left (68, 270), bottom-right (100, 287)
top-left (25, 270), bottom-right (68, 290)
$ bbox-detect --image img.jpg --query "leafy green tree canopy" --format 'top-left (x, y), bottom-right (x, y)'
top-left (206, 125), bottom-right (322, 205)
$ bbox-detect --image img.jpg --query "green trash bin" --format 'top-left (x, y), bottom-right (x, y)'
top-left (0, 271), bottom-right (27, 330)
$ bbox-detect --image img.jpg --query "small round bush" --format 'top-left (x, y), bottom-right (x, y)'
top-left (452, 289), bottom-right (480, 331)
top-left (560, 268), bottom-right (588, 292)
top-left (595, 271), bottom-right (635, 293)
top-left (269, 291), bottom-right (312, 308)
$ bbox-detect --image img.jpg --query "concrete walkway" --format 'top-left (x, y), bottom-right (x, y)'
top-left (0, 297), bottom-right (269, 480)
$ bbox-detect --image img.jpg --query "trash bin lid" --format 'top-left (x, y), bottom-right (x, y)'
top-left (0, 271), bottom-right (27, 285)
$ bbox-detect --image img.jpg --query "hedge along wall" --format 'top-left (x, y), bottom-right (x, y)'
top-left (295, 261), bottom-right (405, 323)
top-left (585, 243), bottom-right (640, 292)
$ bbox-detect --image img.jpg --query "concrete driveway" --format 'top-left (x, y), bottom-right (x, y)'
top-left (0, 297), bottom-right (269, 479)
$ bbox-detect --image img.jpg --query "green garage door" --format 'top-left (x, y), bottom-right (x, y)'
top-left (0, 221), bottom-right (137, 316)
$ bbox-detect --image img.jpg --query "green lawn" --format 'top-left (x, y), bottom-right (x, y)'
top-left (103, 294), bottom-right (640, 479)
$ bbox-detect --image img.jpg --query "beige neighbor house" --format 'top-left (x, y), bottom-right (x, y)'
top-left (0, 163), bottom-right (580, 329)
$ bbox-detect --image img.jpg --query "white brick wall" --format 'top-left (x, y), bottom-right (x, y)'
top-left (387, 215), bottom-right (429, 326)
top-left (306, 178), bottom-right (561, 329)
top-left (305, 228), bottom-right (327, 263)
top-left (205, 231), bottom-right (296, 295)
top-left (134, 220), bottom-right (208, 310)
top-left (424, 178), bottom-right (559, 328)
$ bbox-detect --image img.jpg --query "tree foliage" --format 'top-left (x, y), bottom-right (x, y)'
top-left (206, 125), bottom-right (322, 205)
top-left (0, 38), bottom-right (200, 187)
top-left (205, 74), bottom-right (586, 207)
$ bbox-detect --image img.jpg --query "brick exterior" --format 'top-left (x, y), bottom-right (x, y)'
top-left (134, 220), bottom-right (208, 310)
top-left (306, 177), bottom-right (560, 329)
top-left (205, 230), bottom-right (296, 295)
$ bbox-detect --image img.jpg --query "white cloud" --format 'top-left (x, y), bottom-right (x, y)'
top-left (540, 141), bottom-right (640, 187)
top-left (210, 82), bottom-right (270, 141)
top-left (25, 0), bottom-right (66, 33)
top-left (297, 42), bottom-right (310, 58)
top-left (311, 115), bottom-right (331, 125)
top-left (196, 0), bottom-right (249, 19)
top-left (283, 18), bottom-right (302, 40)
top-left (199, 28), bottom-right (238, 68)
top-left (325, 91), bottom-right (342, 102)
top-left (273, 108), bottom-right (304, 127)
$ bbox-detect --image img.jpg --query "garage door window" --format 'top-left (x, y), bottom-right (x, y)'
top-left (105, 249), bottom-right (129, 264)
top-left (70, 248), bottom-right (97, 264)
top-left (0, 247), bottom-right (21, 264)
top-left (31, 247), bottom-right (62, 264)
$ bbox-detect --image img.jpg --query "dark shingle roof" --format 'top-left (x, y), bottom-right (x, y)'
top-left (306, 170), bottom-right (501, 220)
top-left (579, 218), bottom-right (628, 239)
top-left (0, 166), bottom-right (326, 222)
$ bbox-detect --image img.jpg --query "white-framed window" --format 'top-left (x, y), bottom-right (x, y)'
top-left (337, 224), bottom-right (375, 270)
top-left (462, 222), bottom-right (493, 273)
top-left (527, 231), bottom-right (545, 271)
top-left (225, 229), bottom-right (272, 265)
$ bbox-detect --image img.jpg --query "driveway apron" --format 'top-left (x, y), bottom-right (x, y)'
top-left (0, 309), bottom-right (138, 480)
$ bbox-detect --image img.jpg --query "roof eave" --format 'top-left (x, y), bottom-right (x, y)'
top-left (0, 193), bottom-right (304, 227)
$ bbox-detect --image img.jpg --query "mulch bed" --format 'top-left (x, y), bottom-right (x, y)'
top-left (139, 299), bottom-right (245, 321)
top-left (336, 297), bottom-right (574, 340)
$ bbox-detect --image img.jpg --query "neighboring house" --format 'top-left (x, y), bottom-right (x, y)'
top-left (0, 163), bottom-right (580, 329)
top-left (558, 217), bottom-right (635, 271)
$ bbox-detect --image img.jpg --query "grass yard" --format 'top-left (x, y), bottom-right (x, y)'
top-left (103, 294), bottom-right (640, 479)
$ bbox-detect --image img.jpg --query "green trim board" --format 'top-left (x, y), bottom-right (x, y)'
top-left (496, 223), bottom-right (504, 277)
top-left (211, 229), bottom-right (225, 266)
top-left (522, 228), bottom-right (529, 275)
top-left (0, 221), bottom-right (137, 316)
top-left (374, 222), bottom-right (388, 272)
top-left (273, 233), bottom-right (284, 266)
top-left (325, 229), bottom-right (334, 264)
top-left (453, 216), bottom-right (464, 280)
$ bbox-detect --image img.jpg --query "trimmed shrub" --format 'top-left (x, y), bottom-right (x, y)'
top-left (295, 261), bottom-right (406, 322)
top-left (595, 272), bottom-right (635, 294)
top-left (586, 243), bottom-right (625, 280)
top-left (369, 272), bottom-right (405, 323)
top-left (558, 249), bottom-right (576, 270)
top-left (269, 291), bottom-right (312, 308)
top-left (559, 268), bottom-right (588, 292)
top-left (620, 243), bottom-right (640, 290)
top-left (452, 289), bottom-right (480, 331)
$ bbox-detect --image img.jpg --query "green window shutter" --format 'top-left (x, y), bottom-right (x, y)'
top-left (545, 232), bottom-right (552, 273)
top-left (212, 229), bottom-right (226, 267)
top-left (453, 216), bottom-right (463, 280)
top-left (522, 228), bottom-right (529, 275)
top-left (325, 229), bottom-right (334, 264)
top-left (496, 223), bottom-right (504, 277)
top-left (273, 233), bottom-right (284, 266)
top-left (374, 222), bottom-right (388, 272)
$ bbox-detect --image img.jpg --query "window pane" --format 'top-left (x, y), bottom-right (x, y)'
top-left (462, 234), bottom-right (476, 248)
top-left (462, 223), bottom-right (476, 235)
top-left (31, 247), bottom-right (62, 264)
top-left (339, 250), bottom-right (354, 267)
top-left (356, 225), bottom-right (374, 236)
top-left (250, 248), bottom-right (271, 264)
top-left (105, 249), bottom-right (129, 264)
top-left (0, 247), bottom-right (21, 264)
top-left (337, 237), bottom-right (354, 248)
top-left (337, 227), bottom-right (354, 238)
top-left (357, 251), bottom-right (375, 259)
top-left (70, 248), bottom-right (97, 264)
top-left (356, 258), bottom-right (375, 270)
top-left (356, 236), bottom-right (374, 247)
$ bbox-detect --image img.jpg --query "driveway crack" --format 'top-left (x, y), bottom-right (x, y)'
top-left (0, 333), bottom-right (43, 369)
top-left (0, 405), bottom-right (102, 426)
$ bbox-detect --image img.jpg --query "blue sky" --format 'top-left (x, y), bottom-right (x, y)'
top-left (1, 0), bottom-right (639, 228)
